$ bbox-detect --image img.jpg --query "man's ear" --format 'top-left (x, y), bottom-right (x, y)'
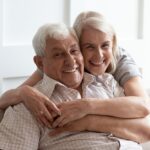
top-left (33, 55), bottom-right (44, 71)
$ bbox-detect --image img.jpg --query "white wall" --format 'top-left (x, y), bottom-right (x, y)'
top-left (1, 0), bottom-right (150, 93)
top-left (0, 0), bottom-right (70, 92)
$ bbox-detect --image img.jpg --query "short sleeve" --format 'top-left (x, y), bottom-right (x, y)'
top-left (112, 78), bottom-right (125, 97)
top-left (113, 47), bottom-right (142, 86)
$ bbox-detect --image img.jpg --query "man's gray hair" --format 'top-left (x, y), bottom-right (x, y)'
top-left (32, 23), bottom-right (78, 56)
top-left (73, 11), bottom-right (119, 73)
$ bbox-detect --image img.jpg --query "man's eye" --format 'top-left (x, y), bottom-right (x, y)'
top-left (54, 53), bottom-right (62, 57)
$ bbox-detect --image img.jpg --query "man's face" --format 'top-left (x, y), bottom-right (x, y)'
top-left (41, 35), bottom-right (84, 89)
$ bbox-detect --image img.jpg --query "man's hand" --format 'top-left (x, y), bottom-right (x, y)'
top-left (50, 115), bottom-right (90, 136)
top-left (52, 100), bottom-right (89, 128)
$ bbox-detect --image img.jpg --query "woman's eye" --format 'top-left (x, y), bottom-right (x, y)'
top-left (71, 49), bottom-right (80, 54)
top-left (102, 44), bottom-right (110, 49)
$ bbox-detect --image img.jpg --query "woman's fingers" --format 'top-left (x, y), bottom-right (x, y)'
top-left (58, 118), bottom-right (69, 127)
top-left (52, 116), bottom-right (64, 128)
top-left (34, 101), bottom-right (61, 128)
top-left (46, 100), bottom-right (61, 116)
top-left (37, 110), bottom-right (52, 128)
top-left (19, 85), bottom-right (62, 127)
top-left (42, 106), bottom-right (53, 122)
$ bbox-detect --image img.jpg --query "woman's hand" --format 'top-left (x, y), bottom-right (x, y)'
top-left (19, 85), bottom-right (61, 128)
top-left (52, 100), bottom-right (89, 128)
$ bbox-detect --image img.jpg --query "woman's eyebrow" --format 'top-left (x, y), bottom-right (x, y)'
top-left (104, 40), bottom-right (111, 43)
top-left (81, 42), bottom-right (93, 47)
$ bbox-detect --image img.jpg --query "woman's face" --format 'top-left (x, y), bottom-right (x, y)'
top-left (80, 27), bottom-right (113, 75)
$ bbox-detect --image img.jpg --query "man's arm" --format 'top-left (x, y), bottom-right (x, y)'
top-left (0, 104), bottom-right (40, 150)
top-left (50, 114), bottom-right (150, 143)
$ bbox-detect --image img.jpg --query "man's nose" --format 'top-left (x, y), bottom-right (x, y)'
top-left (65, 54), bottom-right (76, 67)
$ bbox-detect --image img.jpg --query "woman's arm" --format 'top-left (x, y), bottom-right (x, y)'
top-left (0, 70), bottom-right (61, 127)
top-left (123, 76), bottom-right (148, 97)
top-left (50, 114), bottom-right (150, 143)
top-left (87, 76), bottom-right (150, 118)
top-left (52, 76), bottom-right (150, 128)
top-left (87, 115), bottom-right (150, 143)
top-left (20, 69), bottom-right (42, 86)
top-left (89, 75), bottom-right (150, 119)
top-left (91, 47), bottom-right (150, 118)
top-left (0, 70), bottom-right (42, 110)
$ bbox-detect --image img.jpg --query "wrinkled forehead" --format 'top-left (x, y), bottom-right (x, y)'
top-left (45, 34), bottom-right (80, 52)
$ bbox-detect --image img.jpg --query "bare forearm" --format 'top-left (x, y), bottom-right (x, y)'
top-left (0, 89), bottom-right (21, 109)
top-left (86, 114), bottom-right (150, 143)
top-left (86, 77), bottom-right (150, 119)
top-left (20, 70), bottom-right (42, 86)
top-left (51, 114), bottom-right (150, 143)
top-left (87, 96), bottom-right (150, 118)
top-left (0, 70), bottom-right (42, 110)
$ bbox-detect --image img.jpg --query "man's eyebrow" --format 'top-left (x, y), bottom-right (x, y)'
top-left (51, 47), bottom-right (62, 52)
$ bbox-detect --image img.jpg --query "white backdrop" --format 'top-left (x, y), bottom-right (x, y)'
top-left (0, 0), bottom-right (150, 149)
top-left (0, 0), bottom-right (150, 91)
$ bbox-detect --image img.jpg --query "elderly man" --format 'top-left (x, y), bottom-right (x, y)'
top-left (0, 23), bottom-right (149, 150)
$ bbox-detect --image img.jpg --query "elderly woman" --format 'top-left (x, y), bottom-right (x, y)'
top-left (0, 11), bottom-right (149, 130)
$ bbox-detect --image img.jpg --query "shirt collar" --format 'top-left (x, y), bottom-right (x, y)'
top-left (82, 72), bottom-right (96, 87)
top-left (41, 74), bottom-right (66, 98)
top-left (39, 72), bottom-right (96, 98)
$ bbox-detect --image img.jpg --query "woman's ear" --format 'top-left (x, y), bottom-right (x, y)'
top-left (33, 56), bottom-right (44, 71)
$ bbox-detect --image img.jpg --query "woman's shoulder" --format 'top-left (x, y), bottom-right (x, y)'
top-left (97, 73), bottom-right (115, 81)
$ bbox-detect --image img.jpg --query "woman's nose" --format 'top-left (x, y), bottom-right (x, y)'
top-left (96, 48), bottom-right (103, 59)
